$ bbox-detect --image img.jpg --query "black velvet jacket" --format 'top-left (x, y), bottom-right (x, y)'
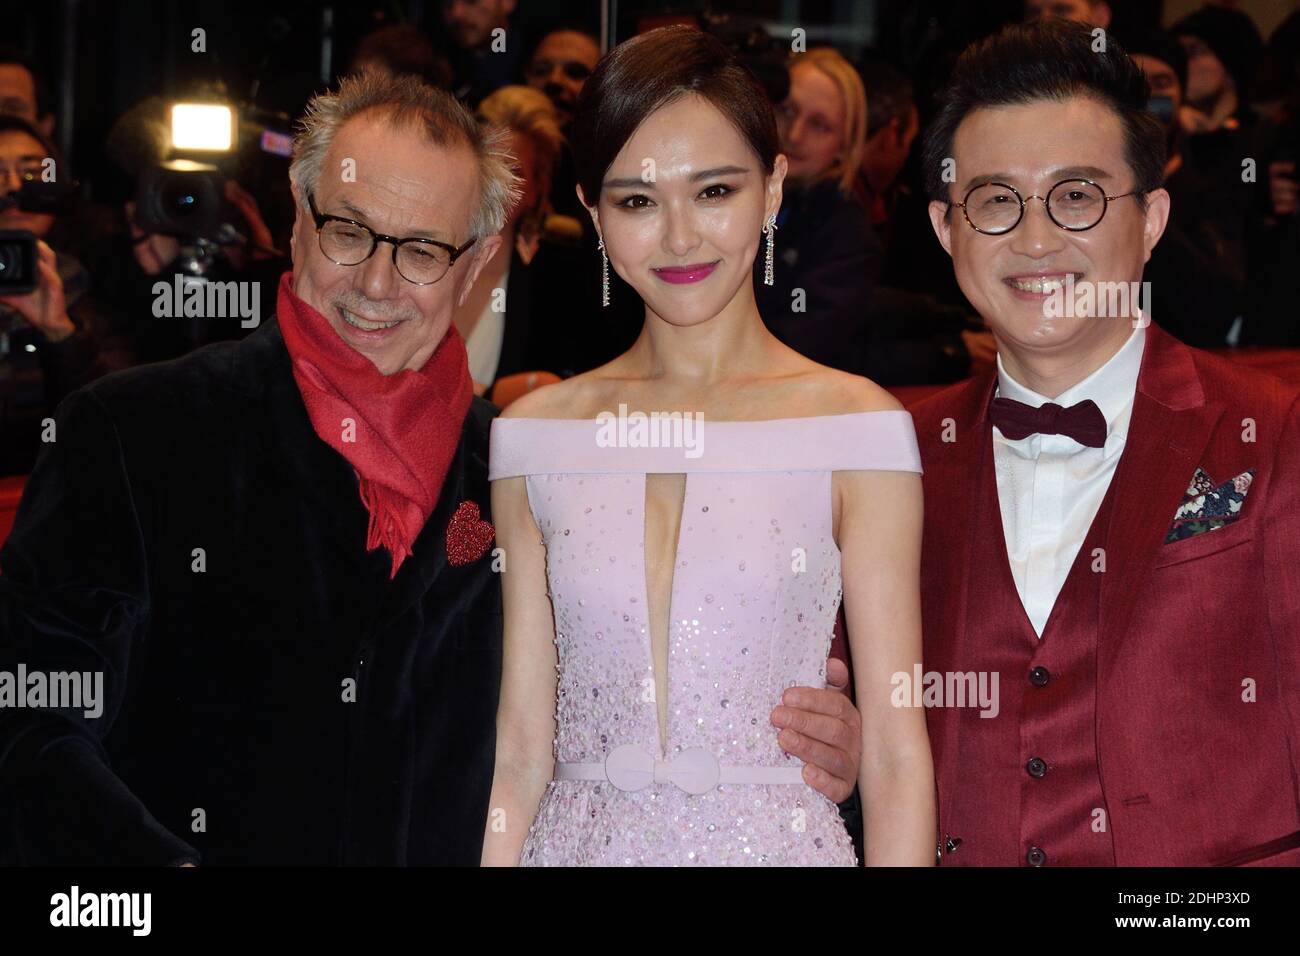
top-left (0, 318), bottom-right (503, 865)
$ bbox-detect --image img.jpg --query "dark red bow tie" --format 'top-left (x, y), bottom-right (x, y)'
top-left (989, 396), bottom-right (1107, 448)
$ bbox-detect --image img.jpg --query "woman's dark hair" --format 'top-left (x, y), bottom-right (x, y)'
top-left (921, 19), bottom-right (1166, 210)
top-left (570, 24), bottom-right (779, 208)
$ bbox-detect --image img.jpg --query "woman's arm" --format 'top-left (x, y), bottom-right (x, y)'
top-left (479, 475), bottom-right (560, 866)
top-left (838, 467), bottom-right (936, 865)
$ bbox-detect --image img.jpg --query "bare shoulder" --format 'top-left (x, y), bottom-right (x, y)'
top-left (498, 369), bottom-right (606, 420)
top-left (498, 379), bottom-right (567, 419)
top-left (829, 368), bottom-right (922, 545)
top-left (799, 366), bottom-right (904, 415)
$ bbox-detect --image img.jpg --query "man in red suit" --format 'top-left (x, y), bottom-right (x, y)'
top-left (911, 19), bottom-right (1300, 865)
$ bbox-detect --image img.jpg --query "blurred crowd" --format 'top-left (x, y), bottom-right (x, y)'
top-left (2, 0), bottom-right (1299, 475)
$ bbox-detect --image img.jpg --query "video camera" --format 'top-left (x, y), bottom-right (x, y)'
top-left (0, 231), bottom-right (37, 295)
top-left (125, 99), bottom-right (289, 278)
top-left (129, 103), bottom-right (239, 278)
top-left (134, 158), bottom-right (229, 242)
top-left (0, 176), bottom-right (78, 295)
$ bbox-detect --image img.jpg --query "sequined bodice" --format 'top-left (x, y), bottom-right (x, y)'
top-left (488, 411), bottom-right (921, 865)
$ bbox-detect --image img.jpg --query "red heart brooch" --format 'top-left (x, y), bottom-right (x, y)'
top-left (446, 499), bottom-right (495, 566)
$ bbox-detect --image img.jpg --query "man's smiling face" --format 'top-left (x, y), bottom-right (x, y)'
top-left (929, 96), bottom-right (1168, 363)
top-left (289, 108), bottom-right (501, 376)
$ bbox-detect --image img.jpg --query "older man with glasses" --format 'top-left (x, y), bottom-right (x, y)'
top-left (0, 68), bottom-right (866, 866)
top-left (913, 20), bottom-right (1300, 867)
top-left (0, 71), bottom-right (514, 866)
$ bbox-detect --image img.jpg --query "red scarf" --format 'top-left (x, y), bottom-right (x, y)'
top-left (276, 272), bottom-right (472, 578)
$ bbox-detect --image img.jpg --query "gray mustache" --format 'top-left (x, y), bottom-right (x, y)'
top-left (330, 292), bottom-right (421, 324)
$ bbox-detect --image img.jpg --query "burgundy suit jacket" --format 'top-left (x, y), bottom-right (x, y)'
top-left (911, 324), bottom-right (1300, 866)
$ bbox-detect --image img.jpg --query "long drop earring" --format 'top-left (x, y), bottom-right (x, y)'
top-left (598, 237), bottom-right (610, 307)
top-left (763, 214), bottom-right (777, 286)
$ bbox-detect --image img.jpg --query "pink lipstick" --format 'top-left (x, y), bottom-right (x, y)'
top-left (653, 261), bottom-right (719, 284)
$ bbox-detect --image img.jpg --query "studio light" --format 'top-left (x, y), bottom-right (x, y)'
top-left (170, 103), bottom-right (234, 151)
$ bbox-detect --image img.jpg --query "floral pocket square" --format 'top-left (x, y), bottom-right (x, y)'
top-left (1164, 467), bottom-right (1255, 544)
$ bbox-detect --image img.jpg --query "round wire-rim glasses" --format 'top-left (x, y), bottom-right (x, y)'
top-left (952, 178), bottom-right (1140, 235)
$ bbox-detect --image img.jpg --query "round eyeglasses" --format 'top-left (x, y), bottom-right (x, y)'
top-left (952, 179), bottom-right (1139, 235)
top-left (307, 193), bottom-right (477, 285)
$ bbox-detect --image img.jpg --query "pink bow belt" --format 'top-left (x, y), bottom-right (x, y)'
top-left (555, 744), bottom-right (806, 795)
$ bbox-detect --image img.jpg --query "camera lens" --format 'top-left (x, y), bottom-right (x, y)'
top-left (0, 230), bottom-right (37, 294)
top-left (161, 178), bottom-right (200, 221)
top-left (134, 160), bottom-right (224, 240)
top-left (1, 245), bottom-right (27, 279)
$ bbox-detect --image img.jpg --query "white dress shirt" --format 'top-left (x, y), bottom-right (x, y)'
top-left (993, 323), bottom-right (1147, 636)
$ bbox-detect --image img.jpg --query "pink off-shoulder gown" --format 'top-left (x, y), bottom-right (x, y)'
top-left (488, 411), bottom-right (922, 866)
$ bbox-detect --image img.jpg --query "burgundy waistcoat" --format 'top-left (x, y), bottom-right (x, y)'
top-left (942, 444), bottom-right (1119, 866)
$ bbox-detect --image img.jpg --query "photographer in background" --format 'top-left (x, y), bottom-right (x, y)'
top-left (0, 116), bottom-right (126, 475)
top-left (1127, 32), bottom-right (1246, 348)
top-left (1242, 10), bottom-right (1300, 345)
top-left (104, 95), bottom-right (289, 364)
top-left (0, 45), bottom-right (54, 138)
top-left (442, 0), bottom-right (522, 108)
top-left (852, 56), bottom-right (998, 384)
top-left (522, 27), bottom-right (600, 224)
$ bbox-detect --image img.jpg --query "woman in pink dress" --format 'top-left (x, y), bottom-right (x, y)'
top-left (481, 25), bottom-right (934, 866)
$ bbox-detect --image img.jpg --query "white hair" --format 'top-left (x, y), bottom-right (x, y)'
top-left (288, 70), bottom-right (521, 240)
